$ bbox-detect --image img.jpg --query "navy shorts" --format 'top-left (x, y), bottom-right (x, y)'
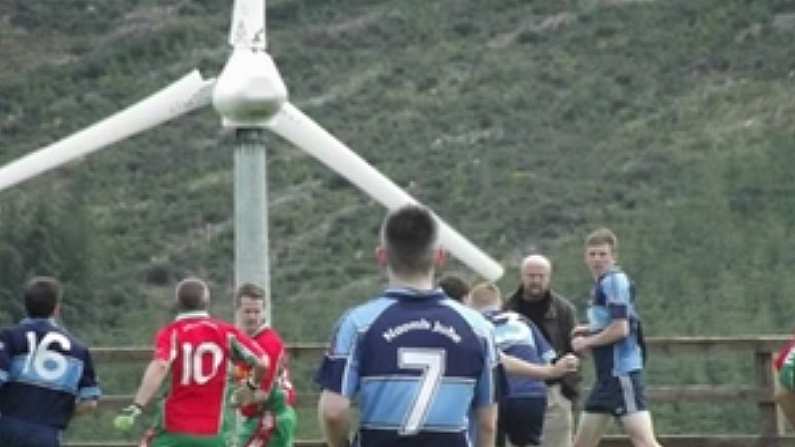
top-left (497, 396), bottom-right (547, 446)
top-left (0, 416), bottom-right (61, 447)
top-left (584, 370), bottom-right (648, 417)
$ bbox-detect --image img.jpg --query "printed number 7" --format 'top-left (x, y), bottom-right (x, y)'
top-left (397, 348), bottom-right (446, 435)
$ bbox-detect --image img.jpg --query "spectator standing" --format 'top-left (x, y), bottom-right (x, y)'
top-left (505, 254), bottom-right (579, 447)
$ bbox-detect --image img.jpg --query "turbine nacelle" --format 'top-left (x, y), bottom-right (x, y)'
top-left (212, 49), bottom-right (287, 128)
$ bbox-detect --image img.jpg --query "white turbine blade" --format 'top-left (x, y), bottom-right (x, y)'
top-left (229, 0), bottom-right (266, 50)
top-left (0, 70), bottom-right (215, 192)
top-left (267, 103), bottom-right (504, 281)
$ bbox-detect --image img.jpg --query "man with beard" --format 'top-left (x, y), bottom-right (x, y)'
top-left (505, 254), bottom-right (579, 447)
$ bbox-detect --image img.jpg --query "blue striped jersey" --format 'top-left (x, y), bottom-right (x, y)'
top-left (0, 318), bottom-right (101, 429)
top-left (315, 287), bottom-right (500, 447)
top-left (483, 309), bottom-right (555, 398)
top-left (587, 267), bottom-right (643, 378)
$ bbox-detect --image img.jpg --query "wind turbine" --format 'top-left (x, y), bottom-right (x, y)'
top-left (0, 0), bottom-right (504, 320)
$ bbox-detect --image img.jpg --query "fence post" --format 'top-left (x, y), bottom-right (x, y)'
top-left (756, 349), bottom-right (783, 440)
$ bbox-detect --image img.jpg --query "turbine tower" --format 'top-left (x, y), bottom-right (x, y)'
top-left (0, 0), bottom-right (504, 322)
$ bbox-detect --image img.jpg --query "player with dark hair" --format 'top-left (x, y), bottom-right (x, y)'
top-left (0, 276), bottom-right (101, 447)
top-left (234, 282), bottom-right (297, 447)
top-left (113, 277), bottom-right (270, 447)
top-left (438, 274), bottom-right (470, 302)
top-left (316, 204), bottom-right (501, 447)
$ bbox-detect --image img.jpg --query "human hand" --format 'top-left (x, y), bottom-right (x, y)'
top-left (558, 353), bottom-right (579, 373)
top-left (231, 377), bottom-right (259, 407)
top-left (113, 403), bottom-right (142, 431)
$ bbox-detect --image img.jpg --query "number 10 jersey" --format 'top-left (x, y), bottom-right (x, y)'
top-left (152, 311), bottom-right (265, 436)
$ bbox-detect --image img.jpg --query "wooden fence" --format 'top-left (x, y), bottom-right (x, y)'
top-left (66, 336), bottom-right (795, 447)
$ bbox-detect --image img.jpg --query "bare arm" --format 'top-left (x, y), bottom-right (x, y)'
top-left (474, 403), bottom-right (497, 447)
top-left (501, 352), bottom-right (578, 380)
top-left (132, 359), bottom-right (170, 407)
top-left (572, 319), bottom-right (629, 353)
top-left (318, 390), bottom-right (351, 447)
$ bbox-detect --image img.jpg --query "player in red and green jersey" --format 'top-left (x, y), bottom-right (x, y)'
top-left (774, 335), bottom-right (795, 429)
top-left (234, 283), bottom-right (297, 447)
top-left (113, 277), bottom-right (270, 447)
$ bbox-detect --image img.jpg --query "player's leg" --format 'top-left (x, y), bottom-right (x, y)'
top-left (619, 411), bottom-right (661, 447)
top-left (269, 406), bottom-right (298, 447)
top-left (615, 372), bottom-right (660, 447)
top-left (573, 375), bottom-right (617, 447)
top-left (572, 412), bottom-right (610, 447)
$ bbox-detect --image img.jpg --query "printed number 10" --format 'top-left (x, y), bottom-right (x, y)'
top-left (180, 342), bottom-right (223, 385)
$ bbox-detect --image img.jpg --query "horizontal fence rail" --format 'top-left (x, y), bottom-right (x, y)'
top-left (77, 336), bottom-right (794, 447)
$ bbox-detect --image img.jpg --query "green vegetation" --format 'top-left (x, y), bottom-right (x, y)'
top-left (2, 0), bottom-right (795, 441)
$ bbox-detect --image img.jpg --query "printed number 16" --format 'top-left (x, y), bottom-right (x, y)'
top-left (23, 331), bottom-right (71, 381)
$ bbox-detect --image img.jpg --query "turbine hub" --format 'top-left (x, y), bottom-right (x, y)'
top-left (212, 49), bottom-right (288, 128)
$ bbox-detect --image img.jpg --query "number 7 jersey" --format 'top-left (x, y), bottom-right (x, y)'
top-left (315, 288), bottom-right (500, 447)
top-left (153, 311), bottom-right (266, 436)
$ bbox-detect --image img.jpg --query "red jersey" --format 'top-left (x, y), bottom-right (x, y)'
top-left (153, 311), bottom-right (265, 435)
top-left (238, 325), bottom-right (296, 417)
top-left (775, 336), bottom-right (795, 371)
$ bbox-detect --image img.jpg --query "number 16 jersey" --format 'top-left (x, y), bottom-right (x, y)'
top-left (0, 318), bottom-right (101, 429)
top-left (153, 311), bottom-right (265, 436)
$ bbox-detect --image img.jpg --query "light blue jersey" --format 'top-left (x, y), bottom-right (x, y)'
top-left (315, 288), bottom-right (500, 447)
top-left (588, 267), bottom-right (644, 378)
top-left (484, 309), bottom-right (555, 398)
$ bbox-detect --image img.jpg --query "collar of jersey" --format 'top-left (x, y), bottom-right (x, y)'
top-left (175, 310), bottom-right (210, 321)
top-left (383, 287), bottom-right (446, 300)
top-left (597, 265), bottom-right (623, 281)
top-left (20, 317), bottom-right (59, 326)
top-left (252, 323), bottom-right (271, 337)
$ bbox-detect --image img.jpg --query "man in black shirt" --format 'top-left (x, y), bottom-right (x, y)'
top-left (505, 254), bottom-right (580, 447)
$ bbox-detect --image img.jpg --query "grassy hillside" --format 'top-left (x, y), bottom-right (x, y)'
top-left (2, 0), bottom-right (795, 438)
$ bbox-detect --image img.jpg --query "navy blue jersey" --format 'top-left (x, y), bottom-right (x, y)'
top-left (0, 318), bottom-right (101, 429)
top-left (587, 267), bottom-right (643, 378)
top-left (484, 309), bottom-right (555, 399)
top-left (315, 288), bottom-right (499, 447)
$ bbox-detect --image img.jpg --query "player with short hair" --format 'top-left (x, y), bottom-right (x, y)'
top-left (316, 204), bottom-right (501, 447)
top-left (234, 282), bottom-right (297, 447)
top-left (571, 228), bottom-right (661, 447)
top-left (113, 277), bottom-right (270, 447)
top-left (0, 276), bottom-right (101, 447)
top-left (438, 274), bottom-right (471, 302)
top-left (468, 282), bottom-right (577, 447)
